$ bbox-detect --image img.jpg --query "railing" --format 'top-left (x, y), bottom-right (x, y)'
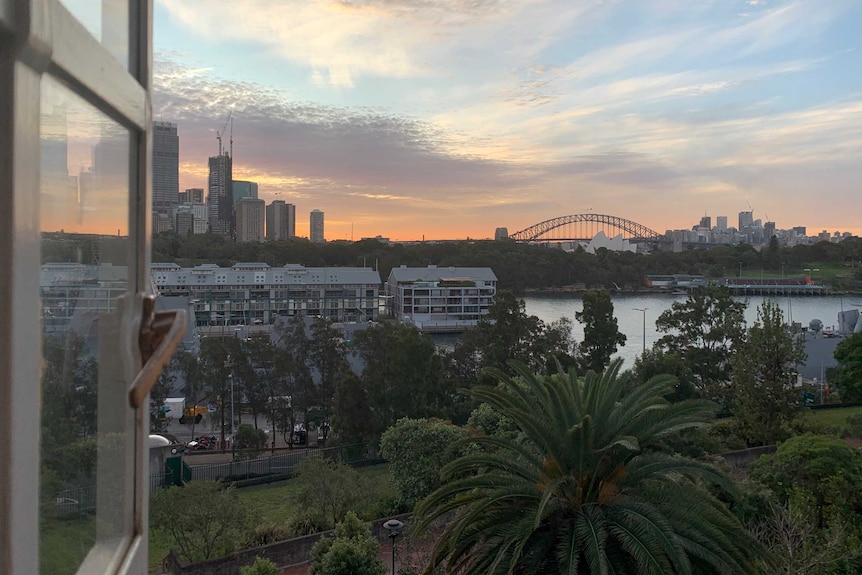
top-left (50, 444), bottom-right (375, 517)
top-left (52, 471), bottom-right (175, 516)
top-left (189, 443), bottom-right (374, 483)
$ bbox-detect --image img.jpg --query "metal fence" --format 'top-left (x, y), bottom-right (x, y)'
top-left (52, 471), bottom-right (175, 516)
top-left (50, 444), bottom-right (374, 517)
top-left (189, 443), bottom-right (374, 483)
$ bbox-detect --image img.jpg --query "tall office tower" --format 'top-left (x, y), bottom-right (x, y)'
top-left (207, 153), bottom-right (233, 237)
top-left (310, 209), bottom-right (325, 243)
top-left (716, 216), bottom-right (728, 231)
top-left (764, 221), bottom-right (776, 238)
top-left (236, 198), bottom-right (266, 243)
top-left (152, 121), bottom-right (179, 229)
top-left (793, 226), bottom-right (807, 236)
top-left (232, 180), bottom-right (258, 208)
top-left (699, 216), bottom-right (711, 229)
top-left (266, 200), bottom-right (296, 240)
top-left (179, 187), bottom-right (203, 204)
top-left (738, 211), bottom-right (753, 230)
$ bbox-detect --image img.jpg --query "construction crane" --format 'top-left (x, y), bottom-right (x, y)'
top-left (216, 111), bottom-right (232, 156)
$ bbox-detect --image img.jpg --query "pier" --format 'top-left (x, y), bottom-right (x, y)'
top-left (720, 277), bottom-right (830, 296)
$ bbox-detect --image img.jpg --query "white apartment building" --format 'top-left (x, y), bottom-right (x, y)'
top-left (385, 265), bottom-right (498, 332)
top-left (152, 262), bottom-right (381, 326)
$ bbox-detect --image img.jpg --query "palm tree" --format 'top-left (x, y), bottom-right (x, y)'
top-left (415, 359), bottom-right (762, 575)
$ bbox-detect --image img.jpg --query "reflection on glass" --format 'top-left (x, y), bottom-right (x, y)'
top-left (39, 75), bottom-right (132, 575)
top-left (58, 0), bottom-right (129, 69)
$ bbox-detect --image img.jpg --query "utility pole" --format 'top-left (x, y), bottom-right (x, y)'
top-left (633, 308), bottom-right (648, 353)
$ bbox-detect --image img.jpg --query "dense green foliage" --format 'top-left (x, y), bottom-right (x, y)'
top-left (730, 301), bottom-right (806, 446)
top-left (235, 423), bottom-right (268, 459)
top-left (240, 557), bottom-right (279, 575)
top-left (309, 512), bottom-right (385, 575)
top-left (832, 333), bottom-right (862, 402)
top-left (750, 434), bottom-right (862, 527)
top-left (655, 287), bottom-right (747, 402)
top-left (575, 289), bottom-right (626, 373)
top-left (351, 323), bottom-right (451, 436)
top-left (151, 481), bottom-right (249, 563)
top-left (290, 458), bottom-right (374, 531)
top-left (380, 417), bottom-right (468, 508)
top-left (416, 359), bottom-right (761, 575)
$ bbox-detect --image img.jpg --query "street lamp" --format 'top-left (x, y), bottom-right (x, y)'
top-left (633, 308), bottom-right (648, 353)
top-left (384, 519), bottom-right (404, 575)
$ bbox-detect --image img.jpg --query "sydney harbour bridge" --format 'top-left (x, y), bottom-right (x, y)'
top-left (509, 214), bottom-right (663, 243)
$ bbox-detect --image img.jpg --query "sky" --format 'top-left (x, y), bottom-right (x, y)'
top-left (144, 0), bottom-right (862, 241)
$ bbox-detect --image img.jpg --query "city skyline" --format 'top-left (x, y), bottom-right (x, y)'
top-left (146, 0), bottom-right (862, 240)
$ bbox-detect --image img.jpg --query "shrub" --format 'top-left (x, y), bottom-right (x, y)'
top-left (240, 557), bottom-right (278, 575)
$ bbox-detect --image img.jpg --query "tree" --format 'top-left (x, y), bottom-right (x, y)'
top-left (352, 322), bottom-right (450, 436)
top-left (380, 417), bottom-right (468, 508)
top-left (631, 347), bottom-right (697, 403)
top-left (151, 481), bottom-right (249, 563)
top-left (174, 348), bottom-right (205, 440)
top-left (274, 315), bottom-right (316, 447)
top-left (198, 338), bottom-right (233, 450)
top-left (575, 289), bottom-right (625, 373)
top-left (308, 318), bottom-right (350, 444)
top-left (416, 359), bottom-right (761, 574)
top-left (234, 423), bottom-right (268, 460)
top-left (333, 373), bottom-right (375, 443)
top-left (291, 458), bottom-right (371, 530)
top-left (749, 434), bottom-right (862, 529)
top-left (730, 300), bottom-right (806, 446)
top-left (309, 511), bottom-right (385, 575)
top-left (655, 286), bottom-right (747, 402)
top-left (240, 557), bottom-right (279, 575)
top-left (832, 333), bottom-right (862, 402)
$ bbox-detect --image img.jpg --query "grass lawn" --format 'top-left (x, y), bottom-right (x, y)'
top-left (40, 515), bottom-right (96, 575)
top-left (42, 464), bottom-right (394, 574)
top-left (237, 463), bottom-right (394, 526)
top-left (803, 406), bottom-right (862, 432)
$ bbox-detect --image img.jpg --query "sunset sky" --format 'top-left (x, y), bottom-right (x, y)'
top-left (145, 0), bottom-right (861, 241)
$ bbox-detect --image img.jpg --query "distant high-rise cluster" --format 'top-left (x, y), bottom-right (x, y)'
top-left (151, 120), bottom-right (323, 243)
top-left (663, 208), bottom-right (852, 249)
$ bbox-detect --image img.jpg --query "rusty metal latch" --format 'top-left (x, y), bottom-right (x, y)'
top-left (128, 296), bottom-right (187, 408)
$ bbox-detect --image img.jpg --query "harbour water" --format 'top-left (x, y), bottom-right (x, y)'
top-left (522, 293), bottom-right (859, 369)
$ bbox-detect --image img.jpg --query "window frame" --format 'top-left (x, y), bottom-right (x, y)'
top-left (0, 1), bottom-right (153, 574)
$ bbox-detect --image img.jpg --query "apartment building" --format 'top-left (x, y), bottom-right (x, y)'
top-left (385, 265), bottom-right (497, 332)
top-left (152, 262), bottom-right (382, 326)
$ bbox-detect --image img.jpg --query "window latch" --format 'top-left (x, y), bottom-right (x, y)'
top-left (128, 296), bottom-right (187, 408)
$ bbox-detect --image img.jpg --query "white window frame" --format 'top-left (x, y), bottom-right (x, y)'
top-left (0, 1), bottom-right (153, 574)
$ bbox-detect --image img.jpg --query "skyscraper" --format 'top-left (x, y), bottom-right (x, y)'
top-left (716, 216), bottom-right (728, 231)
top-left (236, 198), bottom-right (265, 243)
top-left (738, 211), bottom-right (753, 230)
top-left (152, 121), bottom-right (179, 229)
top-left (699, 216), bottom-right (711, 229)
top-left (266, 200), bottom-right (295, 240)
top-left (179, 187), bottom-right (203, 204)
top-left (207, 153), bottom-right (233, 237)
top-left (232, 180), bottom-right (258, 208)
top-left (310, 209), bottom-right (325, 243)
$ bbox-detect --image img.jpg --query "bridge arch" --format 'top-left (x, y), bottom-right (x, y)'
top-left (510, 214), bottom-right (662, 242)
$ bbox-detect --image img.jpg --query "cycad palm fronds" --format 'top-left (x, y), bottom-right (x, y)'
top-left (415, 358), bottom-right (760, 575)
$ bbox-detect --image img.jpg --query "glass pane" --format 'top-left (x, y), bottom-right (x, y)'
top-left (39, 74), bottom-right (133, 575)
top-left (58, 0), bottom-right (129, 70)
